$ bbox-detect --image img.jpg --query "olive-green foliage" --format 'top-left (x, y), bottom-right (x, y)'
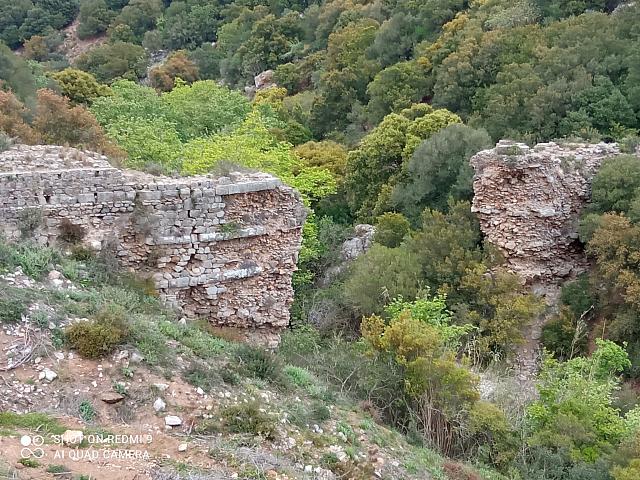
top-left (75, 42), bottom-right (148, 83)
top-left (392, 124), bottom-right (492, 220)
top-left (373, 212), bottom-right (411, 248)
top-left (294, 140), bottom-right (348, 179)
top-left (344, 243), bottom-right (421, 316)
top-left (65, 305), bottom-right (130, 358)
top-left (184, 362), bottom-right (221, 393)
top-left (0, 0), bottom-right (78, 49)
top-left (542, 276), bottom-right (594, 360)
top-left (50, 68), bottom-right (112, 105)
top-left (0, 44), bottom-right (37, 103)
top-left (77, 0), bottom-right (115, 39)
top-left (111, 0), bottom-right (162, 43)
top-left (0, 296), bottom-right (27, 323)
top-left (17, 207), bottom-right (42, 238)
top-left (10, 243), bottom-right (59, 279)
top-left (366, 61), bottom-right (431, 125)
top-left (235, 344), bottom-right (286, 385)
top-left (589, 155), bottom-right (640, 215)
top-left (287, 399), bottom-right (331, 427)
top-left (220, 402), bottom-right (277, 439)
top-left (406, 202), bottom-right (483, 296)
top-left (344, 107), bottom-right (461, 221)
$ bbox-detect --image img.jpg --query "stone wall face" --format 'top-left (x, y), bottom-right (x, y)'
top-left (0, 145), bottom-right (306, 345)
top-left (470, 140), bottom-right (621, 286)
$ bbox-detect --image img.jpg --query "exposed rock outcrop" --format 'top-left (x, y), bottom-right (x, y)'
top-left (321, 224), bottom-right (375, 286)
top-left (471, 140), bottom-right (621, 288)
top-left (0, 145), bottom-right (306, 346)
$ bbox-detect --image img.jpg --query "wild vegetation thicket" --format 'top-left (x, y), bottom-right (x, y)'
top-left (2, 0), bottom-right (640, 479)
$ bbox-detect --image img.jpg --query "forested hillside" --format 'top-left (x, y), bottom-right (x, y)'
top-left (1, 0), bottom-right (640, 479)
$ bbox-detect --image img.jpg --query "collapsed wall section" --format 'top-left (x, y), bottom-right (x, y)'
top-left (0, 145), bottom-right (306, 346)
top-left (470, 140), bottom-right (621, 286)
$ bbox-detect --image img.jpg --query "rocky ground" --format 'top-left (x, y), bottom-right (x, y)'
top-left (0, 246), bottom-right (498, 480)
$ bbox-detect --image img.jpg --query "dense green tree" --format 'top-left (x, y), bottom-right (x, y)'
top-left (294, 140), bottom-right (347, 179)
top-left (77, 0), bottom-right (114, 39)
top-left (589, 155), bottom-right (640, 215)
top-left (344, 107), bottom-right (461, 221)
top-left (366, 61), bottom-right (431, 125)
top-left (344, 243), bottom-right (422, 316)
top-left (112, 0), bottom-right (163, 43)
top-left (0, 43), bottom-right (37, 103)
top-left (392, 124), bottom-right (492, 220)
top-left (162, 0), bottom-right (222, 49)
top-left (373, 212), bottom-right (411, 248)
top-left (163, 80), bottom-right (250, 139)
top-left (75, 41), bottom-right (148, 82)
top-left (51, 68), bottom-right (112, 104)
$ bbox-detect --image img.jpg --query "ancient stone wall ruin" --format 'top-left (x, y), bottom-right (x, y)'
top-left (470, 140), bottom-right (621, 288)
top-left (0, 145), bottom-right (306, 346)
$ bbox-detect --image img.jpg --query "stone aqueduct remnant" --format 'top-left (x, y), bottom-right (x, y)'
top-left (0, 145), bottom-right (306, 346)
top-left (470, 140), bottom-right (622, 289)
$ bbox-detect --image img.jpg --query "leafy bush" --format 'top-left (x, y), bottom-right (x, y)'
top-left (344, 243), bottom-right (421, 316)
top-left (51, 68), bottom-right (112, 105)
top-left (184, 362), bottom-right (221, 392)
top-left (65, 306), bottom-right (130, 359)
top-left (361, 295), bottom-right (481, 455)
top-left (288, 399), bottom-right (331, 427)
top-left (221, 402), bottom-right (277, 439)
top-left (12, 244), bottom-right (58, 279)
top-left (374, 212), bottom-right (411, 248)
top-left (0, 297), bottom-right (27, 323)
top-left (235, 344), bottom-right (286, 385)
top-left (75, 42), bottom-right (148, 83)
top-left (283, 365), bottom-right (314, 388)
top-left (78, 399), bottom-right (96, 422)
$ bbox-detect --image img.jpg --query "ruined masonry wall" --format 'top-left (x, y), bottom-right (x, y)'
top-left (0, 145), bottom-right (306, 346)
top-left (470, 140), bottom-right (622, 287)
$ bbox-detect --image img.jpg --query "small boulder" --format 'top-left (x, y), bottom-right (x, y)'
top-left (153, 398), bottom-right (166, 412)
top-left (177, 442), bottom-right (188, 452)
top-left (164, 415), bottom-right (182, 427)
top-left (101, 392), bottom-right (125, 404)
top-left (39, 368), bottom-right (57, 382)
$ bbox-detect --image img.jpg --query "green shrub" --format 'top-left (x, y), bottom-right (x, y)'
top-left (12, 244), bottom-right (59, 279)
top-left (18, 458), bottom-right (39, 468)
top-left (221, 402), bottom-right (277, 439)
top-left (221, 368), bottom-right (241, 386)
top-left (235, 344), bottom-right (286, 385)
top-left (78, 399), bottom-right (96, 422)
top-left (184, 362), bottom-right (221, 392)
top-left (283, 365), bottom-right (314, 388)
top-left (0, 297), bottom-right (27, 323)
top-left (65, 306), bottom-right (130, 358)
top-left (374, 212), bottom-right (411, 248)
top-left (288, 399), bottom-right (331, 427)
top-left (46, 465), bottom-right (69, 474)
